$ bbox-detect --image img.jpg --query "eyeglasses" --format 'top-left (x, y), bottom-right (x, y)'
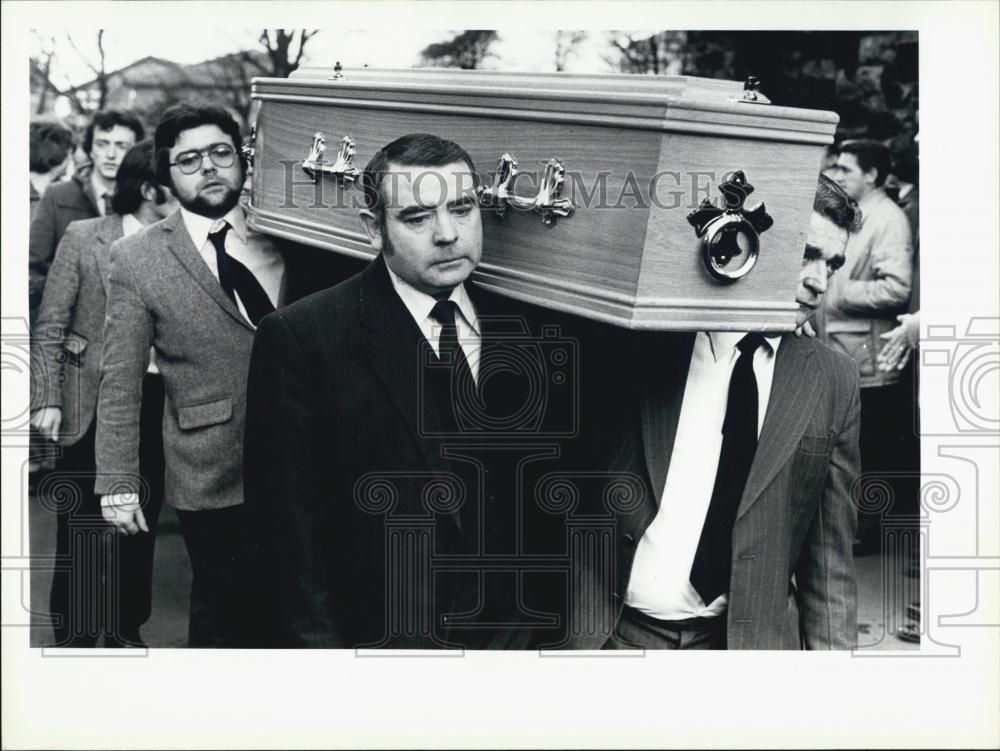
top-left (169, 144), bottom-right (237, 175)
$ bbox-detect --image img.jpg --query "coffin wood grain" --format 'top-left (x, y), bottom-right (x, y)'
top-left (249, 69), bottom-right (838, 331)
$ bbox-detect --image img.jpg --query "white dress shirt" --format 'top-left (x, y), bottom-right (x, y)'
top-left (121, 213), bottom-right (144, 237)
top-left (180, 205), bottom-right (285, 326)
top-left (625, 331), bottom-right (781, 620)
top-left (386, 266), bottom-right (481, 385)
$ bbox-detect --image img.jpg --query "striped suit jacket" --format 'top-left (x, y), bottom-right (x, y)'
top-left (558, 330), bottom-right (860, 650)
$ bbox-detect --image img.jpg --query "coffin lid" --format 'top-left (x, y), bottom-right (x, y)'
top-left (252, 67), bottom-right (839, 145)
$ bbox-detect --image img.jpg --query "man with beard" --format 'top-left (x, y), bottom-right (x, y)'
top-left (95, 105), bottom-right (289, 647)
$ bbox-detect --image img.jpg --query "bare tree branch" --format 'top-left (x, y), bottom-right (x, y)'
top-left (95, 30), bottom-right (108, 108)
top-left (64, 33), bottom-right (103, 77)
top-left (291, 29), bottom-right (318, 70)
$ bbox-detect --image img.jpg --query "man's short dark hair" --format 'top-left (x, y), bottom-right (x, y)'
top-left (111, 139), bottom-right (165, 216)
top-left (839, 139), bottom-right (893, 187)
top-left (82, 110), bottom-right (145, 157)
top-left (29, 120), bottom-right (75, 174)
top-left (361, 133), bottom-right (477, 229)
top-left (154, 104), bottom-right (244, 189)
top-left (814, 173), bottom-right (862, 233)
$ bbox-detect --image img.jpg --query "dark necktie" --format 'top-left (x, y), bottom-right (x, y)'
top-left (102, 192), bottom-right (113, 216)
top-left (428, 299), bottom-right (477, 433)
top-left (207, 222), bottom-right (275, 326)
top-left (690, 333), bottom-right (766, 605)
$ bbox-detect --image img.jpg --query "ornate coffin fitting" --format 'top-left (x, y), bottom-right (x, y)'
top-left (248, 67), bottom-right (838, 331)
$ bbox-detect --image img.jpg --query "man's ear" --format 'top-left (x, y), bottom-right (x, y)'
top-left (139, 181), bottom-right (158, 204)
top-left (359, 210), bottom-right (383, 252)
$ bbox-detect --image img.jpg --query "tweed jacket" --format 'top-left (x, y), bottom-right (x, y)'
top-left (551, 330), bottom-right (861, 650)
top-left (29, 174), bottom-right (101, 322)
top-left (32, 214), bottom-right (124, 446)
top-left (95, 208), bottom-right (289, 511)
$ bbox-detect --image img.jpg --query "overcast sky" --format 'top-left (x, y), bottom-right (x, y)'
top-left (31, 28), bottom-right (617, 89)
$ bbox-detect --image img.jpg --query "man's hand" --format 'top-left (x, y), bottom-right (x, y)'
top-left (794, 320), bottom-right (817, 338)
top-left (30, 407), bottom-right (62, 442)
top-left (878, 312), bottom-right (920, 372)
top-left (101, 493), bottom-right (148, 535)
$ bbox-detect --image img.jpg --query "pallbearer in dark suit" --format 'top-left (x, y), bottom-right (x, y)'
top-left (31, 139), bottom-right (178, 646)
top-left (558, 175), bottom-right (864, 650)
top-left (245, 134), bottom-right (554, 648)
top-left (97, 106), bottom-right (295, 647)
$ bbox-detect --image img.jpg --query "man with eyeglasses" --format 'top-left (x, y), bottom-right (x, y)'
top-left (95, 104), bottom-right (291, 647)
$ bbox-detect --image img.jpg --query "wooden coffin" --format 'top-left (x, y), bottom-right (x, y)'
top-left (248, 67), bottom-right (838, 331)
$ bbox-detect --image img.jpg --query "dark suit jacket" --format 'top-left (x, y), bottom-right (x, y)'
top-left (553, 330), bottom-right (861, 650)
top-left (244, 256), bottom-right (564, 649)
top-left (95, 209), bottom-right (313, 511)
top-left (33, 214), bottom-right (124, 445)
top-left (29, 174), bottom-right (100, 323)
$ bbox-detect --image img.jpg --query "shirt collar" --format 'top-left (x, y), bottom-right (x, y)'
top-left (704, 331), bottom-right (781, 362)
top-left (90, 172), bottom-right (109, 201)
top-left (180, 204), bottom-right (247, 250)
top-left (121, 213), bottom-right (145, 237)
top-left (385, 263), bottom-right (480, 336)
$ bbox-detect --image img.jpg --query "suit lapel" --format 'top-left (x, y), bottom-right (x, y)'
top-left (357, 256), bottom-right (453, 479)
top-left (95, 215), bottom-right (124, 293)
top-left (77, 174), bottom-right (100, 214)
top-left (160, 211), bottom-right (255, 332)
top-left (737, 334), bottom-right (821, 519)
top-left (639, 332), bottom-right (695, 505)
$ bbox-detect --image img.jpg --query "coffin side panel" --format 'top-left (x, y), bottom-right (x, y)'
top-left (253, 100), bottom-right (657, 312)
